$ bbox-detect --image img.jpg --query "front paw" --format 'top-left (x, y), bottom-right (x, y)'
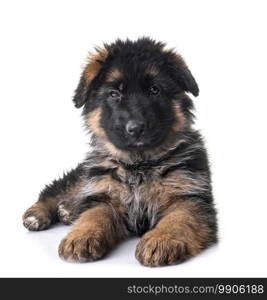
top-left (23, 203), bottom-right (52, 231)
top-left (58, 231), bottom-right (108, 262)
top-left (135, 232), bottom-right (189, 267)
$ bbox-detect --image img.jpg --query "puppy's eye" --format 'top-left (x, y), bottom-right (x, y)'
top-left (109, 90), bottom-right (121, 99)
top-left (149, 85), bottom-right (160, 96)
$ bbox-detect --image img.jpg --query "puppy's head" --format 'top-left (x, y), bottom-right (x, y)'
top-left (73, 38), bottom-right (198, 154)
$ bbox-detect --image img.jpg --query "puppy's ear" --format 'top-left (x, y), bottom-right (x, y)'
top-left (73, 47), bottom-right (108, 108)
top-left (73, 75), bottom-right (89, 108)
top-left (171, 53), bottom-right (199, 97)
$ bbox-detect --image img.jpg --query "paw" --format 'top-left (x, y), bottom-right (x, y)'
top-left (58, 231), bottom-right (108, 262)
top-left (58, 203), bottom-right (74, 225)
top-left (23, 204), bottom-right (52, 231)
top-left (135, 233), bottom-right (189, 267)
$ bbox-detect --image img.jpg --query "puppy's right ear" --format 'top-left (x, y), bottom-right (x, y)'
top-left (73, 47), bottom-right (108, 108)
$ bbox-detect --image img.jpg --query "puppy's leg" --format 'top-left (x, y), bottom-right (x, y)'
top-left (135, 199), bottom-right (217, 267)
top-left (23, 165), bottom-right (84, 231)
top-left (59, 203), bottom-right (127, 262)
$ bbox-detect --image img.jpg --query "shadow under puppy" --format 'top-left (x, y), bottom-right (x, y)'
top-left (23, 38), bottom-right (217, 266)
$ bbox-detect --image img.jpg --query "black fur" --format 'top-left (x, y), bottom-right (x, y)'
top-left (23, 37), bottom-right (217, 266)
top-left (77, 38), bottom-right (198, 151)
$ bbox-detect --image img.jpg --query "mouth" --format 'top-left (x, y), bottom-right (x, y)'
top-left (125, 136), bottom-right (160, 150)
top-left (127, 141), bottom-right (147, 149)
top-left (126, 137), bottom-right (149, 149)
top-left (114, 131), bottom-right (168, 151)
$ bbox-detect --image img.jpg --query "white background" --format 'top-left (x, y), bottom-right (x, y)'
top-left (0, 0), bottom-right (266, 277)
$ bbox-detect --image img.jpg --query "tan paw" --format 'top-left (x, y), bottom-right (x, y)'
top-left (135, 232), bottom-right (190, 267)
top-left (58, 231), bottom-right (108, 262)
top-left (23, 203), bottom-right (52, 231)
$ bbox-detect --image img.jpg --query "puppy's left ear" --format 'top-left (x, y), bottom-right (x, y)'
top-left (171, 54), bottom-right (199, 97)
top-left (73, 47), bottom-right (108, 108)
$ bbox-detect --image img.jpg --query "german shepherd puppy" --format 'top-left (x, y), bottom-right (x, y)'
top-left (23, 38), bottom-right (217, 266)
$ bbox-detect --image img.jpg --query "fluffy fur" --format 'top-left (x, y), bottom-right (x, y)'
top-left (23, 37), bottom-right (217, 266)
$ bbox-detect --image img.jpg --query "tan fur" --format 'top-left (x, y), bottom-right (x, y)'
top-left (136, 200), bottom-right (211, 266)
top-left (106, 68), bottom-right (123, 82)
top-left (84, 47), bottom-right (108, 84)
top-left (93, 174), bottom-right (125, 198)
top-left (172, 102), bottom-right (187, 132)
top-left (23, 200), bottom-right (54, 219)
top-left (87, 108), bottom-right (131, 161)
top-left (162, 201), bottom-right (210, 253)
top-left (22, 199), bottom-right (56, 230)
top-left (135, 232), bottom-right (187, 266)
top-left (144, 174), bottom-right (196, 211)
top-left (58, 204), bottom-right (127, 262)
top-left (87, 108), bottom-right (106, 138)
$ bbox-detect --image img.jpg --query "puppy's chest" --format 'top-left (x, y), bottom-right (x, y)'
top-left (85, 163), bottom-right (193, 235)
top-left (109, 166), bottom-right (160, 205)
top-left (114, 167), bottom-right (161, 235)
top-left (87, 166), bottom-right (163, 234)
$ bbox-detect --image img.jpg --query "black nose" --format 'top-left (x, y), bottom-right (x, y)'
top-left (126, 120), bottom-right (145, 137)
